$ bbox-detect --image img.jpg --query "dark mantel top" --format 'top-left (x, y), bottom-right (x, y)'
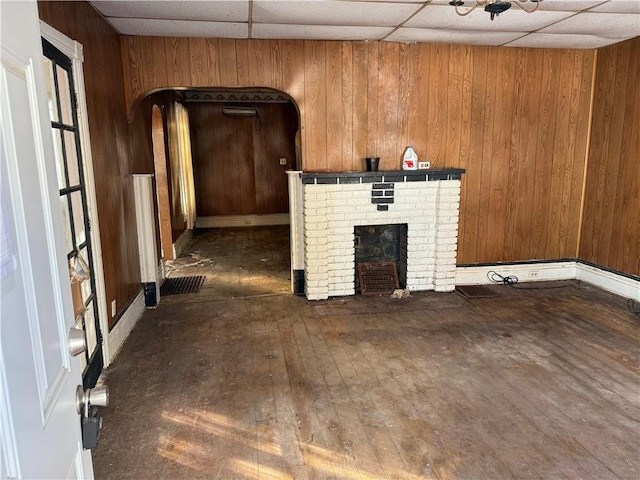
top-left (300, 168), bottom-right (466, 185)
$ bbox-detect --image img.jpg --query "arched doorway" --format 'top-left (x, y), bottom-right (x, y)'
top-left (144, 87), bottom-right (300, 298)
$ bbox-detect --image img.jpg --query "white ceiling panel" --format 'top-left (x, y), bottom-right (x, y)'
top-left (506, 32), bottom-right (623, 48)
top-left (536, 0), bottom-right (611, 11)
top-left (538, 12), bottom-right (640, 37)
top-left (108, 18), bottom-right (248, 38)
top-left (90, 1), bottom-right (249, 22)
top-left (252, 0), bottom-right (421, 26)
top-left (88, 0), bottom-right (640, 49)
top-left (252, 23), bottom-right (394, 39)
top-left (405, 5), bottom-right (574, 31)
top-left (590, 0), bottom-right (640, 14)
top-left (387, 27), bottom-right (525, 45)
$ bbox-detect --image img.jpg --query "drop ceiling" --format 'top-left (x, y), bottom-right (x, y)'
top-left (90, 0), bottom-right (640, 49)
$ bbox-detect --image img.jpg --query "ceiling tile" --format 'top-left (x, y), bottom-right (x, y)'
top-left (538, 12), bottom-right (640, 37)
top-left (107, 18), bottom-right (248, 38)
top-left (386, 27), bottom-right (525, 45)
top-left (590, 0), bottom-right (640, 14)
top-left (252, 23), bottom-right (394, 40)
top-left (536, 0), bottom-right (611, 12)
top-left (405, 4), bottom-right (574, 31)
top-left (506, 32), bottom-right (624, 48)
top-left (90, 1), bottom-right (249, 22)
top-left (252, 0), bottom-right (421, 26)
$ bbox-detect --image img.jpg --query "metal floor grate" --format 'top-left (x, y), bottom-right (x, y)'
top-left (456, 285), bottom-right (497, 298)
top-left (160, 276), bottom-right (205, 296)
top-left (358, 262), bottom-right (399, 296)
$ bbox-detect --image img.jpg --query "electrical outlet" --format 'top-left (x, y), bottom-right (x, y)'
top-left (279, 157), bottom-right (287, 166)
top-left (111, 299), bottom-right (117, 316)
top-left (528, 270), bottom-right (539, 278)
top-left (418, 161), bottom-right (430, 169)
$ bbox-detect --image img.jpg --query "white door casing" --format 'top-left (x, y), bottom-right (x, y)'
top-left (0, 0), bottom-right (93, 478)
top-left (39, 22), bottom-right (111, 368)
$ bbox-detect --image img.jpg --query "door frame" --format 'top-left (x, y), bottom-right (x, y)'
top-left (39, 22), bottom-right (111, 365)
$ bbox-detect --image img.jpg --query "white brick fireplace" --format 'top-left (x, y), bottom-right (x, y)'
top-left (287, 169), bottom-right (465, 300)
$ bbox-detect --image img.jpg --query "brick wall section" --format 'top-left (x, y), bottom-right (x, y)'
top-left (300, 173), bottom-right (462, 300)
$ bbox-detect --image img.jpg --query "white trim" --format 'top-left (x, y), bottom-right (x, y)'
top-left (196, 213), bottom-right (290, 229)
top-left (576, 263), bottom-right (640, 301)
top-left (0, 347), bottom-right (20, 479)
top-left (106, 290), bottom-right (145, 366)
top-left (173, 228), bottom-right (193, 258)
top-left (133, 174), bottom-right (158, 283)
top-left (456, 261), bottom-right (577, 285)
top-left (39, 22), bottom-right (82, 61)
top-left (287, 171), bottom-right (304, 271)
top-left (39, 22), bottom-right (110, 375)
top-left (455, 260), bottom-right (639, 301)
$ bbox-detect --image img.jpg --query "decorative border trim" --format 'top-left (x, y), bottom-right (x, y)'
top-left (183, 89), bottom-right (293, 104)
top-left (456, 260), bottom-right (639, 301)
top-left (105, 290), bottom-right (145, 366)
top-left (196, 214), bottom-right (290, 228)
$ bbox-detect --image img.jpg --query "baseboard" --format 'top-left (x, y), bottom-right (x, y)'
top-left (173, 228), bottom-right (193, 258)
top-left (456, 261), bottom-right (577, 285)
top-left (105, 289), bottom-right (145, 366)
top-left (455, 260), bottom-right (639, 301)
top-left (575, 262), bottom-right (640, 301)
top-left (196, 213), bottom-right (290, 228)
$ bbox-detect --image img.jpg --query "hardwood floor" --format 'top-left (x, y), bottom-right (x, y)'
top-left (93, 228), bottom-right (639, 479)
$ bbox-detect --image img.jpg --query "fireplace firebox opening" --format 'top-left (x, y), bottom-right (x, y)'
top-left (354, 224), bottom-right (408, 294)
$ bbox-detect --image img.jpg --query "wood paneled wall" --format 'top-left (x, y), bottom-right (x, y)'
top-left (580, 37), bottom-right (640, 276)
top-left (122, 37), bottom-right (595, 264)
top-left (187, 102), bottom-right (297, 216)
top-left (39, 2), bottom-right (154, 328)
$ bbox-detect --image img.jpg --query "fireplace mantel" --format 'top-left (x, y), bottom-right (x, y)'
top-left (300, 168), bottom-right (465, 185)
top-left (287, 168), bottom-right (466, 300)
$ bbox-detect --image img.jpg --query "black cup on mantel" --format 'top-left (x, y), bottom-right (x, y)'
top-left (365, 157), bottom-right (380, 172)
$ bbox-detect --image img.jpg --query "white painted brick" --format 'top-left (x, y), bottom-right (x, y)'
top-left (434, 284), bottom-right (455, 292)
top-left (329, 287), bottom-right (355, 297)
top-left (306, 258), bottom-right (329, 269)
top-left (331, 226), bottom-right (354, 236)
top-left (437, 223), bottom-right (459, 232)
top-left (435, 252), bottom-right (456, 271)
top-left (307, 291), bottom-right (328, 300)
top-left (305, 228), bottom-right (331, 238)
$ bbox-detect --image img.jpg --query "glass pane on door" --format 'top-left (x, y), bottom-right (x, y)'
top-left (43, 37), bottom-right (103, 388)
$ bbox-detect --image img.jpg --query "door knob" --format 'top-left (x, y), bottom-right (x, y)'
top-left (68, 327), bottom-right (87, 356)
top-left (76, 385), bottom-right (109, 415)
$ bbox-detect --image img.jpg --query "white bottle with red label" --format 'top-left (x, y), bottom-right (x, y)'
top-left (402, 146), bottom-right (418, 170)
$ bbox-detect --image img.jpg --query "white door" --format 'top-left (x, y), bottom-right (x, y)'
top-left (1, 1), bottom-right (94, 478)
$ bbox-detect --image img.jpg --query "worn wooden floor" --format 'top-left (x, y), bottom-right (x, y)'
top-left (93, 227), bottom-right (640, 480)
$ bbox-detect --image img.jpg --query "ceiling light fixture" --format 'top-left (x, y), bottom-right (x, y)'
top-left (222, 107), bottom-right (258, 118)
top-left (449, 0), bottom-right (542, 21)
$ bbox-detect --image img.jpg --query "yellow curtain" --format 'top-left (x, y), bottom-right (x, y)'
top-left (173, 102), bottom-right (196, 230)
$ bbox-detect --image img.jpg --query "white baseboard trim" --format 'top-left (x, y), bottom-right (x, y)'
top-left (576, 262), bottom-right (640, 301)
top-left (456, 261), bottom-right (577, 286)
top-left (456, 260), bottom-right (639, 301)
top-left (196, 213), bottom-right (290, 228)
top-left (173, 228), bottom-right (193, 258)
top-left (105, 289), bottom-right (145, 366)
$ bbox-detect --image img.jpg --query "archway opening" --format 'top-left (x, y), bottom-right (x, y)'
top-left (141, 87), bottom-right (301, 298)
